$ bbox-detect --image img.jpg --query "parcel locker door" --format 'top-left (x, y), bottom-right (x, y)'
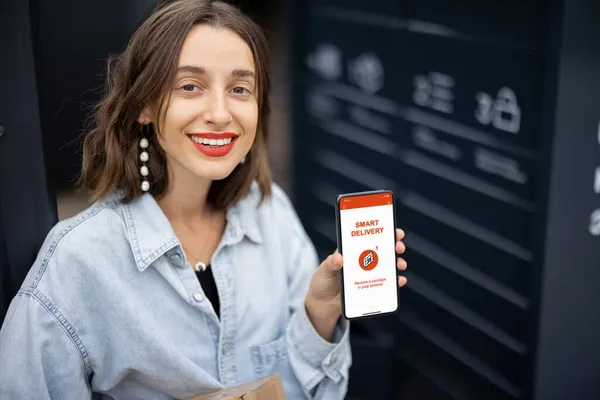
top-left (0, 0), bottom-right (57, 323)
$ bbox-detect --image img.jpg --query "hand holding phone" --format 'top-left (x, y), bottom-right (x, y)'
top-left (336, 190), bottom-right (403, 320)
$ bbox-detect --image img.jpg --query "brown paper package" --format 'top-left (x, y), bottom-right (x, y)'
top-left (185, 374), bottom-right (286, 400)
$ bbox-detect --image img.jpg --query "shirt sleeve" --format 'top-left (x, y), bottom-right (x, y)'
top-left (0, 289), bottom-right (92, 399)
top-left (284, 238), bottom-right (353, 399)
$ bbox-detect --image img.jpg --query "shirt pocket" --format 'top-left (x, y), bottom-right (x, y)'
top-left (250, 335), bottom-right (290, 379)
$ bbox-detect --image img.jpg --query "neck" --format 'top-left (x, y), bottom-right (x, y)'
top-left (157, 167), bottom-right (213, 224)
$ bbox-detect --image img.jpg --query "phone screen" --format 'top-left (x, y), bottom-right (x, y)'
top-left (338, 191), bottom-right (398, 319)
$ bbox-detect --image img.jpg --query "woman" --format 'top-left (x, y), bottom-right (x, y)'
top-left (0, 1), bottom-right (408, 399)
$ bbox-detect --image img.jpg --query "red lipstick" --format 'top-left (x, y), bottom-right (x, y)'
top-left (188, 132), bottom-right (238, 157)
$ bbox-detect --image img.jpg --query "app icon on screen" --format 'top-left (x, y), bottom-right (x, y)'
top-left (358, 249), bottom-right (379, 271)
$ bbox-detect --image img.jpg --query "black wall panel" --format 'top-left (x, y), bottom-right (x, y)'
top-left (289, 0), bottom-right (600, 398)
top-left (0, 0), bottom-right (57, 322)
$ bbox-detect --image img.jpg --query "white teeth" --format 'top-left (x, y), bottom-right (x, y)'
top-left (190, 136), bottom-right (233, 146)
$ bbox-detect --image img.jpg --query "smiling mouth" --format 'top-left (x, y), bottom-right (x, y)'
top-left (187, 133), bottom-right (239, 157)
top-left (188, 135), bottom-right (235, 147)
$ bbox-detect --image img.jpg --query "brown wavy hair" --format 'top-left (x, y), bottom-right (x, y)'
top-left (78, 0), bottom-right (272, 209)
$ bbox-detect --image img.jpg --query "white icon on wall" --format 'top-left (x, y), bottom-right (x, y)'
top-left (306, 90), bottom-right (339, 119)
top-left (589, 209), bottom-right (600, 236)
top-left (348, 52), bottom-right (384, 94)
top-left (475, 87), bottom-right (521, 134)
top-left (412, 71), bottom-right (454, 114)
top-left (591, 120), bottom-right (600, 237)
top-left (306, 44), bottom-right (342, 81)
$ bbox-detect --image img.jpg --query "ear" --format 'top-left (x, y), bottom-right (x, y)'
top-left (137, 108), bottom-right (151, 125)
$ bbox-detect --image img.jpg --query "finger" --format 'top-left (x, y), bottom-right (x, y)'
top-left (397, 257), bottom-right (407, 270)
top-left (396, 240), bottom-right (406, 254)
top-left (398, 276), bottom-right (407, 287)
top-left (396, 228), bottom-right (405, 241)
top-left (324, 252), bottom-right (343, 272)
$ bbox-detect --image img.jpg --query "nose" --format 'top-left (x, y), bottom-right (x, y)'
top-left (203, 91), bottom-right (232, 127)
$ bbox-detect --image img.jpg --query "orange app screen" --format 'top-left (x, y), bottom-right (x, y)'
top-left (339, 193), bottom-right (398, 318)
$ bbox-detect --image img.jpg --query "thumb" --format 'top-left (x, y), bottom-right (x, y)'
top-left (321, 251), bottom-right (343, 276)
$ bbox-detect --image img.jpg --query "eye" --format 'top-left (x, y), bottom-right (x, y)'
top-left (182, 84), bottom-right (199, 92)
top-left (232, 86), bottom-right (250, 95)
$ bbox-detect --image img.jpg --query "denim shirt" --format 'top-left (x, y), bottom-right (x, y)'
top-left (0, 183), bottom-right (352, 399)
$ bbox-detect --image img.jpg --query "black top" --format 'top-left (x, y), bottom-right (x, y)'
top-left (194, 264), bottom-right (220, 319)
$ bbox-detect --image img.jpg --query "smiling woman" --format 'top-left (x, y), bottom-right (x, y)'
top-left (79, 1), bottom-right (272, 210)
top-left (0, 1), bottom-right (408, 399)
top-left (148, 24), bottom-right (260, 185)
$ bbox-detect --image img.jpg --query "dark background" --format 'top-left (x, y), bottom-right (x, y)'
top-left (1, 0), bottom-right (599, 398)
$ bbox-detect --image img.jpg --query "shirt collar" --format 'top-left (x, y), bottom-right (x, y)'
top-left (225, 182), bottom-right (263, 245)
top-left (117, 186), bottom-right (263, 272)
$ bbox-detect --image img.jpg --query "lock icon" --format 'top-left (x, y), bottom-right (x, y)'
top-left (492, 87), bottom-right (521, 134)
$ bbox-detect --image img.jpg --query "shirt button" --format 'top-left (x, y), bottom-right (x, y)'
top-left (193, 291), bottom-right (204, 302)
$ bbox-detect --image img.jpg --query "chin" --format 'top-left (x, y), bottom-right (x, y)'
top-left (192, 162), bottom-right (239, 181)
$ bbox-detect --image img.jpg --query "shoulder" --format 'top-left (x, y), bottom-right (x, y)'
top-left (21, 196), bottom-right (131, 290)
top-left (237, 181), bottom-right (314, 250)
top-left (267, 183), bottom-right (307, 238)
top-left (48, 197), bottom-right (127, 250)
top-left (244, 180), bottom-right (301, 221)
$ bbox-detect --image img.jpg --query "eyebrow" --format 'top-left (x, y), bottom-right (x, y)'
top-left (231, 69), bottom-right (255, 79)
top-left (176, 65), bottom-right (205, 75)
top-left (176, 65), bottom-right (255, 79)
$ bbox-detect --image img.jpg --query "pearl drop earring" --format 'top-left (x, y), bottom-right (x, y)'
top-left (140, 133), bottom-right (150, 192)
top-left (240, 155), bottom-right (246, 164)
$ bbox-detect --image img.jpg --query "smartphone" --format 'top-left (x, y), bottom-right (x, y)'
top-left (336, 190), bottom-right (399, 320)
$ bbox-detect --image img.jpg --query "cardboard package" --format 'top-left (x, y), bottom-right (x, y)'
top-left (185, 374), bottom-right (286, 400)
